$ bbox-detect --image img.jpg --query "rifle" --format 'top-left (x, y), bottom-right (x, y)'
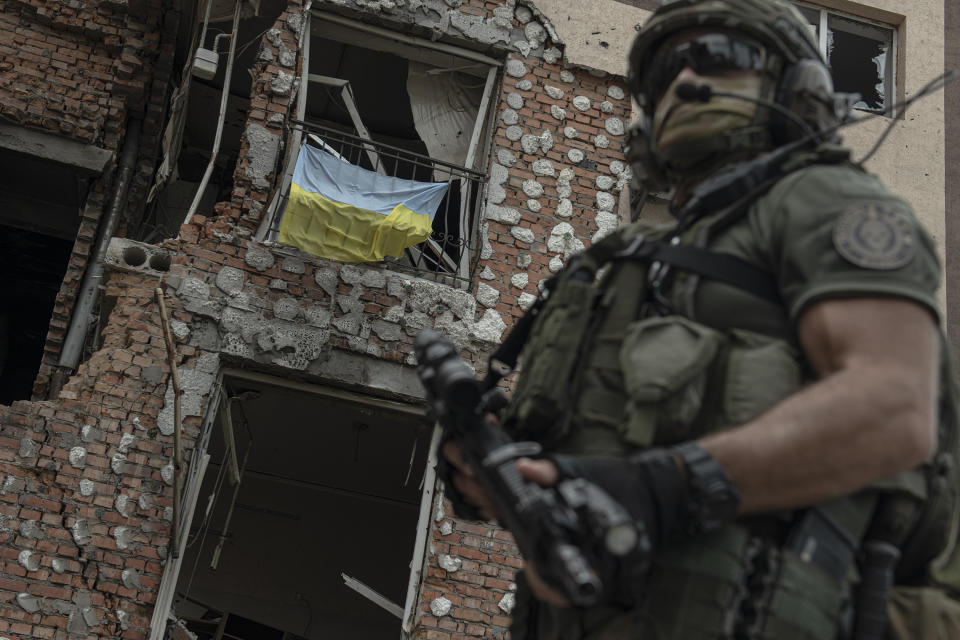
top-left (414, 329), bottom-right (649, 607)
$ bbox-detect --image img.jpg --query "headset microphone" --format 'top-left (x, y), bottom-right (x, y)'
top-left (672, 70), bottom-right (958, 225)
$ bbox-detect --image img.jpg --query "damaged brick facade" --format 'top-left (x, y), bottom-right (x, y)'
top-left (0, 1), bottom-right (634, 638)
top-left (0, 0), bottom-right (180, 399)
top-left (4, 0), bottom-right (948, 638)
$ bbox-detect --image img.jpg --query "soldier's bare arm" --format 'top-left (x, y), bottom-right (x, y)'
top-left (700, 296), bottom-right (938, 513)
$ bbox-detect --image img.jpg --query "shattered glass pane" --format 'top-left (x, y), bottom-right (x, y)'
top-left (826, 14), bottom-right (894, 113)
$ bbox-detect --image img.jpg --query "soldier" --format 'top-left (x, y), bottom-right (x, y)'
top-left (443, 0), bottom-right (960, 638)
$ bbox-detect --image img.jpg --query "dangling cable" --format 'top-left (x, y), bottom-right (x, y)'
top-left (857, 70), bottom-right (959, 165)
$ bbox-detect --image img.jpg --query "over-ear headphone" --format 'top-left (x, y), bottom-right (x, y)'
top-left (772, 58), bottom-right (838, 145)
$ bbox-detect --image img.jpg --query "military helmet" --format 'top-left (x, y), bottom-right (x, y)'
top-left (626, 0), bottom-right (839, 191)
top-left (628, 0), bottom-right (823, 109)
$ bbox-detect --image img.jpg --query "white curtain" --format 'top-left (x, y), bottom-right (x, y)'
top-left (406, 62), bottom-right (484, 179)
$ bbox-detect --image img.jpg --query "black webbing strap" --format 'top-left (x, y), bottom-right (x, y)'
top-left (482, 234), bottom-right (779, 391)
top-left (638, 242), bottom-right (780, 304)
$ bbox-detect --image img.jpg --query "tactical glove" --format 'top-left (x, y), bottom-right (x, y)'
top-left (548, 442), bottom-right (741, 550)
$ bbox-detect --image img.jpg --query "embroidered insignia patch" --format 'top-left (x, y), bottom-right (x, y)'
top-left (833, 203), bottom-right (916, 270)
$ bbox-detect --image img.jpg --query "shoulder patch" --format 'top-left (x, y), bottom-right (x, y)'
top-left (833, 203), bottom-right (916, 270)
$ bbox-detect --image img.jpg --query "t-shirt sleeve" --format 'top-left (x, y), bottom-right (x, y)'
top-left (757, 164), bottom-right (942, 323)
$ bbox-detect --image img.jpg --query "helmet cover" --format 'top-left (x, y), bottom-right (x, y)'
top-left (626, 0), bottom-right (836, 194)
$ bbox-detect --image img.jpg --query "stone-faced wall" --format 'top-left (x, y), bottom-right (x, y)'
top-left (0, 0), bottom-right (180, 398)
top-left (0, 1), bottom-right (632, 639)
top-left (409, 4), bottom-right (632, 637)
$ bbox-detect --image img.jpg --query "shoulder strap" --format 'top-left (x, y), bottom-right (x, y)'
top-left (660, 147), bottom-right (851, 310)
top-left (483, 146), bottom-right (848, 388)
top-left (615, 239), bottom-right (780, 304)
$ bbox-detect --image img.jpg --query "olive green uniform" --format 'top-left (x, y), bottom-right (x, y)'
top-left (504, 154), bottom-right (956, 639)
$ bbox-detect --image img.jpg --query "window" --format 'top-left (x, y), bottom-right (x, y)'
top-left (794, 3), bottom-right (897, 115)
top-left (162, 373), bottom-right (434, 640)
top-left (258, 11), bottom-right (500, 285)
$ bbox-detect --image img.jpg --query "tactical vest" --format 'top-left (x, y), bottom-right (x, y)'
top-left (498, 158), bottom-right (960, 640)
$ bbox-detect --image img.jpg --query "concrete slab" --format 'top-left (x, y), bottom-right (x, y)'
top-left (0, 122), bottom-right (113, 174)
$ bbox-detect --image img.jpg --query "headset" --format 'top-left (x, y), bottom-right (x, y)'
top-left (670, 69), bottom-right (958, 223)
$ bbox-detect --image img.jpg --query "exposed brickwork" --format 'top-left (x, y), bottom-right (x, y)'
top-left (0, 0), bottom-right (162, 144)
top-left (0, 1), bottom-right (632, 638)
top-left (0, 0), bottom-right (183, 398)
top-left (419, 507), bottom-right (522, 639)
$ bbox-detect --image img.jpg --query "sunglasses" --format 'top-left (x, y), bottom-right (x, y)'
top-left (644, 33), bottom-right (766, 103)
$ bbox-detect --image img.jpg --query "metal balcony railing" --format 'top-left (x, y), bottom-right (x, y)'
top-left (269, 120), bottom-right (488, 284)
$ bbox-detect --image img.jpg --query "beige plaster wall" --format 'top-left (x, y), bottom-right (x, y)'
top-left (531, 0), bottom-right (652, 76)
top-left (534, 0), bottom-right (947, 302)
top-left (826, 0), bottom-right (947, 289)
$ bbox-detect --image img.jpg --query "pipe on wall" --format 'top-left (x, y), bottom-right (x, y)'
top-left (52, 119), bottom-right (143, 394)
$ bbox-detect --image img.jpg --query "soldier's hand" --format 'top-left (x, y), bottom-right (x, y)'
top-left (523, 561), bottom-right (572, 608)
top-left (513, 458), bottom-right (573, 607)
top-left (441, 440), bottom-right (498, 521)
top-left (515, 457), bottom-right (559, 486)
top-left (441, 446), bottom-right (573, 605)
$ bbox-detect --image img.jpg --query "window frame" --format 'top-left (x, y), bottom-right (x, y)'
top-left (256, 9), bottom-right (502, 285)
top-left (793, 1), bottom-right (900, 117)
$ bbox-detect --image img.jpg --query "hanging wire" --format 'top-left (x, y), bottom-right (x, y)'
top-left (322, 85), bottom-right (353, 118)
top-left (236, 25), bottom-right (274, 59)
top-left (857, 69), bottom-right (958, 165)
top-left (177, 450), bottom-right (230, 606)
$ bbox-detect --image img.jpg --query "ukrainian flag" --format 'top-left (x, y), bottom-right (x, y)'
top-left (279, 144), bottom-right (449, 262)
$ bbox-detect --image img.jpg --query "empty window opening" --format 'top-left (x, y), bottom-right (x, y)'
top-left (169, 377), bottom-right (430, 640)
top-left (795, 3), bottom-right (897, 115)
top-left (0, 149), bottom-right (84, 403)
top-left (141, 2), bottom-right (289, 241)
top-left (260, 12), bottom-right (499, 284)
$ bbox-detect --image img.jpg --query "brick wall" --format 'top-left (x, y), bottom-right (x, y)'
top-left (0, 0), bottom-right (633, 638)
top-left (0, 0), bottom-right (181, 398)
top-left (413, 43), bottom-right (632, 637)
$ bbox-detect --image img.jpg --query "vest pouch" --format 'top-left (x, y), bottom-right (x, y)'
top-left (505, 278), bottom-right (598, 445)
top-left (758, 550), bottom-right (847, 640)
top-left (636, 525), bottom-right (752, 639)
top-left (723, 329), bottom-right (803, 428)
top-left (619, 316), bottom-right (725, 447)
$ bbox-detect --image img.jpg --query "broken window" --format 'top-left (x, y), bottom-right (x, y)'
top-left (165, 374), bottom-right (432, 640)
top-left (257, 10), bottom-right (500, 285)
top-left (0, 149), bottom-right (85, 403)
top-left (794, 3), bottom-right (896, 115)
top-left (139, 2), bottom-right (290, 241)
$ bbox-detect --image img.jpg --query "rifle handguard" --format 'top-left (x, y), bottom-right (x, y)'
top-left (415, 329), bottom-right (650, 607)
